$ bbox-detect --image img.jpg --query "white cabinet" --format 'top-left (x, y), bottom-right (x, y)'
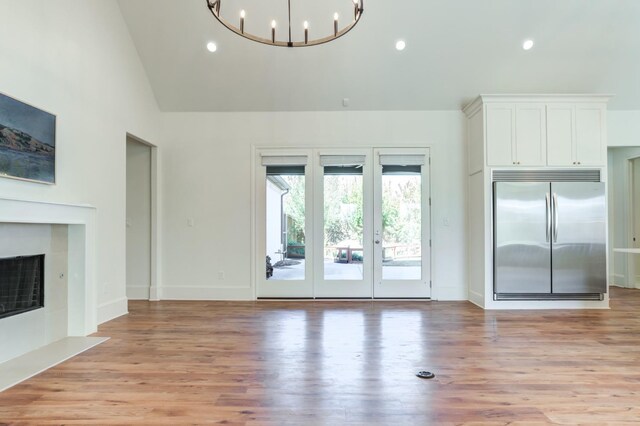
top-left (515, 104), bottom-right (547, 166)
top-left (547, 103), bottom-right (606, 166)
top-left (486, 103), bottom-right (546, 166)
top-left (546, 104), bottom-right (574, 166)
top-left (486, 104), bottom-right (515, 166)
top-left (575, 104), bottom-right (606, 166)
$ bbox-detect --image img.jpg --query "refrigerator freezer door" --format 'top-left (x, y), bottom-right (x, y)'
top-left (494, 182), bottom-right (552, 294)
top-left (551, 182), bottom-right (606, 294)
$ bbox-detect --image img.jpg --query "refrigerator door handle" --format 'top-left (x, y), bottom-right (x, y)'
top-left (553, 193), bottom-right (559, 242)
top-left (545, 193), bottom-right (551, 242)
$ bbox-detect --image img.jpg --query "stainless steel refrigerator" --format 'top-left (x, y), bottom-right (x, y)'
top-left (494, 181), bottom-right (606, 300)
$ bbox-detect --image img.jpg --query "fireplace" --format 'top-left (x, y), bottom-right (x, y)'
top-left (0, 254), bottom-right (45, 319)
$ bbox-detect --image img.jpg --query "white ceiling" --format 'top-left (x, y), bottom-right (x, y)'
top-left (118, 0), bottom-right (640, 111)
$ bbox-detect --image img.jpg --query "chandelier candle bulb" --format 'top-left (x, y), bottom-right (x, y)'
top-left (240, 10), bottom-right (245, 33)
top-left (271, 20), bottom-right (276, 43)
top-left (334, 13), bottom-right (339, 36)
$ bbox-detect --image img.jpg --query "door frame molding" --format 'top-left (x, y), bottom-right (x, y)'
top-left (626, 155), bottom-right (640, 288)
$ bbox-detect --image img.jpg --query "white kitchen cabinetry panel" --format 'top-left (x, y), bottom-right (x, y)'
top-left (546, 103), bottom-right (606, 166)
top-left (486, 104), bottom-right (515, 166)
top-left (546, 104), bottom-right (575, 166)
top-left (515, 104), bottom-right (546, 166)
top-left (486, 103), bottom-right (546, 166)
top-left (575, 104), bottom-right (606, 166)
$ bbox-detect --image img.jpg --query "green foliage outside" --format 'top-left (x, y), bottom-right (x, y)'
top-left (282, 175), bottom-right (305, 245)
top-left (381, 175), bottom-right (421, 245)
top-left (323, 175), bottom-right (363, 246)
top-left (280, 173), bottom-right (421, 249)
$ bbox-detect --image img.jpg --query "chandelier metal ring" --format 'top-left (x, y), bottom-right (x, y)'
top-left (205, 0), bottom-right (364, 48)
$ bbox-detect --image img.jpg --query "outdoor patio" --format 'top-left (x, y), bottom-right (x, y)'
top-left (271, 258), bottom-right (421, 281)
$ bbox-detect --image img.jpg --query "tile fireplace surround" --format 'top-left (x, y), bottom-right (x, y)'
top-left (0, 198), bottom-right (97, 365)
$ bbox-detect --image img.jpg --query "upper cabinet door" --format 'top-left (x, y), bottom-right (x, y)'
top-left (515, 104), bottom-right (547, 166)
top-left (486, 104), bottom-right (515, 166)
top-left (575, 104), bottom-right (606, 166)
top-left (546, 104), bottom-right (575, 166)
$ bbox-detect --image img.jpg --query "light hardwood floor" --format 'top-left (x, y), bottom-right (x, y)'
top-left (1, 287), bottom-right (640, 424)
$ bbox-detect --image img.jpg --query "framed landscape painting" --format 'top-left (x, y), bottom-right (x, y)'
top-left (0, 92), bottom-right (56, 184)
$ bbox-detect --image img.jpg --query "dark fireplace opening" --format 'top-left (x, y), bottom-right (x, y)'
top-left (0, 254), bottom-right (45, 319)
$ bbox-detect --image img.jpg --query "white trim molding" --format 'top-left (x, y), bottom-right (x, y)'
top-left (97, 297), bottom-right (129, 324)
top-left (161, 286), bottom-right (253, 301)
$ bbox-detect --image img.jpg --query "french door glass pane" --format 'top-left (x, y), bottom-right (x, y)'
top-left (323, 167), bottom-right (364, 280)
top-left (266, 166), bottom-right (305, 280)
top-left (381, 165), bottom-right (421, 280)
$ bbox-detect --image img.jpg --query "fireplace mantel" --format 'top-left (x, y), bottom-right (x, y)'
top-left (0, 197), bottom-right (97, 337)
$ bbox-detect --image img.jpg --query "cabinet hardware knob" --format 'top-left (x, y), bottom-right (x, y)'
top-left (578, 161), bottom-right (581, 165)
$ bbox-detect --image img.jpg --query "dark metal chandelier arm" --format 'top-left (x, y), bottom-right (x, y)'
top-left (205, 0), bottom-right (364, 48)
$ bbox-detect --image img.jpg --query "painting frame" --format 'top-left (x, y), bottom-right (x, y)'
top-left (0, 91), bottom-right (56, 185)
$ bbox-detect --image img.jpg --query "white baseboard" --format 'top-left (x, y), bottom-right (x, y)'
top-left (609, 273), bottom-right (626, 288)
top-left (435, 286), bottom-right (467, 301)
top-left (609, 273), bottom-right (640, 289)
top-left (126, 286), bottom-right (150, 300)
top-left (468, 289), bottom-right (485, 308)
top-left (97, 297), bottom-right (128, 325)
top-left (160, 286), bottom-right (253, 300)
top-left (484, 299), bottom-right (609, 310)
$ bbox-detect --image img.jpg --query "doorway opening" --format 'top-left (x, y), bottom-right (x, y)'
top-left (126, 135), bottom-right (158, 300)
top-left (629, 156), bottom-right (640, 286)
top-left (607, 147), bottom-right (640, 291)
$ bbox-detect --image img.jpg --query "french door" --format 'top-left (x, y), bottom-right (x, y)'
top-left (373, 149), bottom-right (431, 298)
top-left (256, 147), bottom-right (430, 299)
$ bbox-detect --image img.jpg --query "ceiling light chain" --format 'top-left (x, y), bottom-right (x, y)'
top-left (205, 0), bottom-right (364, 48)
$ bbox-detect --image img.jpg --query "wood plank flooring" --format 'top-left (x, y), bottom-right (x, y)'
top-left (1, 287), bottom-right (640, 424)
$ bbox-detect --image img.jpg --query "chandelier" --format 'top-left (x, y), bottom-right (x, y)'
top-left (205, 0), bottom-right (364, 48)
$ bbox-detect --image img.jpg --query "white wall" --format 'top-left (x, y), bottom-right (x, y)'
top-left (126, 138), bottom-right (151, 299)
top-left (609, 111), bottom-right (640, 147)
top-left (0, 224), bottom-right (68, 364)
top-left (160, 111), bottom-right (467, 300)
top-left (0, 0), bottom-right (162, 322)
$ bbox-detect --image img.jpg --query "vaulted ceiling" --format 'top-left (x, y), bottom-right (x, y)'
top-left (118, 0), bottom-right (640, 111)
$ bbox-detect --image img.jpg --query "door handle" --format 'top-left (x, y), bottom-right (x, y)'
top-left (545, 193), bottom-right (551, 243)
top-left (552, 193), bottom-right (559, 242)
top-left (375, 240), bottom-right (381, 244)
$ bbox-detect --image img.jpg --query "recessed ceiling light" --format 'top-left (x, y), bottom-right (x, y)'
top-left (395, 40), bottom-right (406, 51)
top-left (206, 42), bottom-right (217, 52)
top-left (522, 39), bottom-right (534, 50)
